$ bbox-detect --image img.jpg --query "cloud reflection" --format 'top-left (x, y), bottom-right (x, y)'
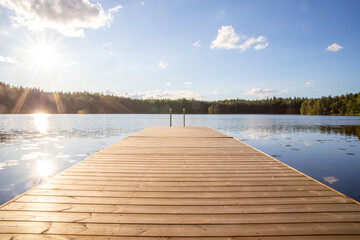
top-left (0, 160), bottom-right (19, 170)
top-left (21, 152), bottom-right (50, 160)
top-left (323, 176), bottom-right (339, 184)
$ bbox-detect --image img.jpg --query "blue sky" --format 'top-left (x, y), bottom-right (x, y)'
top-left (0, 0), bottom-right (359, 100)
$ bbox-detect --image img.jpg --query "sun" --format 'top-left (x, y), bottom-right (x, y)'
top-left (20, 34), bottom-right (68, 75)
top-left (30, 42), bottom-right (58, 69)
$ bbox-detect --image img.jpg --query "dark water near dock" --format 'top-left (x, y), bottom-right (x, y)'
top-left (0, 114), bottom-right (359, 204)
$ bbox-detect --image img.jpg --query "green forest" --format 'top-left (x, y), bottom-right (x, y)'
top-left (300, 94), bottom-right (360, 115)
top-left (0, 82), bottom-right (359, 115)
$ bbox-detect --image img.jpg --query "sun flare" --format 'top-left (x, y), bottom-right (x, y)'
top-left (36, 161), bottom-right (54, 178)
top-left (32, 113), bottom-right (49, 133)
top-left (30, 43), bottom-right (58, 69)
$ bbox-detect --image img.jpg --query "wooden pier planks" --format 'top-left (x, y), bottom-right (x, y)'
top-left (1, 126), bottom-right (360, 239)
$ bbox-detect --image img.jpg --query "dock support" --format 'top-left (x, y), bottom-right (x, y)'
top-left (169, 108), bottom-right (172, 127)
top-left (183, 108), bottom-right (186, 127)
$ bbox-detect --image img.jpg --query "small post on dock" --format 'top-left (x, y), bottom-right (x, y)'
top-left (169, 108), bottom-right (172, 127)
top-left (183, 108), bottom-right (185, 127)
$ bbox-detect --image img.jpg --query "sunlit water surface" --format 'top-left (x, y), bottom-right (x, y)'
top-left (0, 114), bottom-right (359, 204)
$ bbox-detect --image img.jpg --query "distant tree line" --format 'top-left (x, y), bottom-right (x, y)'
top-left (0, 82), bottom-right (359, 115)
top-left (300, 93), bottom-right (360, 115)
top-left (207, 97), bottom-right (304, 114)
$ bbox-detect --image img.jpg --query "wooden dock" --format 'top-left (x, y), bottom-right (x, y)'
top-left (1, 126), bottom-right (360, 239)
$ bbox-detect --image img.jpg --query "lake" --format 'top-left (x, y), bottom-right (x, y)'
top-left (0, 114), bottom-right (359, 205)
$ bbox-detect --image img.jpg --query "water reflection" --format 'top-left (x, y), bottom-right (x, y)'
top-left (226, 125), bottom-right (360, 140)
top-left (319, 126), bottom-right (360, 140)
top-left (21, 152), bottom-right (50, 160)
top-left (1, 114), bottom-right (358, 142)
top-left (324, 176), bottom-right (339, 184)
top-left (0, 160), bottom-right (19, 170)
top-left (36, 161), bottom-right (55, 179)
top-left (32, 113), bottom-right (48, 133)
top-left (0, 114), bottom-right (359, 204)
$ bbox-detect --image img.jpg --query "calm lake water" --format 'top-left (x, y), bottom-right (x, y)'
top-left (0, 114), bottom-right (360, 204)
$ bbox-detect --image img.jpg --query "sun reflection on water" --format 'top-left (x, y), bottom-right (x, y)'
top-left (36, 161), bottom-right (54, 178)
top-left (32, 113), bottom-right (49, 133)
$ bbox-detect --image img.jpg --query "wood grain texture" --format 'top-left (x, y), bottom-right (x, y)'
top-left (0, 126), bottom-right (359, 239)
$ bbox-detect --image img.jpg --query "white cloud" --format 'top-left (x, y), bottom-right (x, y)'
top-left (104, 42), bottom-right (112, 47)
top-left (213, 91), bottom-right (220, 95)
top-left (326, 43), bottom-right (343, 52)
top-left (244, 88), bottom-right (287, 99)
top-left (0, 30), bottom-right (10, 36)
top-left (125, 90), bottom-right (204, 100)
top-left (109, 5), bottom-right (123, 13)
top-left (193, 40), bottom-right (201, 47)
top-left (108, 51), bottom-right (115, 56)
top-left (140, 1), bottom-right (145, 5)
top-left (244, 88), bottom-right (275, 98)
top-left (106, 89), bottom-right (203, 100)
top-left (105, 90), bottom-right (118, 96)
top-left (216, 10), bottom-right (224, 20)
top-left (158, 60), bottom-right (168, 69)
top-left (211, 26), bottom-right (268, 52)
top-left (305, 81), bottom-right (315, 87)
top-left (165, 82), bottom-right (171, 86)
top-left (65, 62), bottom-right (77, 66)
top-left (184, 82), bottom-right (192, 85)
top-left (211, 26), bottom-right (243, 50)
top-left (0, 0), bottom-right (122, 38)
top-left (0, 55), bottom-right (18, 63)
top-left (254, 42), bottom-right (269, 50)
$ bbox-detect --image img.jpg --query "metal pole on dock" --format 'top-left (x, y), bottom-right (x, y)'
top-left (170, 108), bottom-right (172, 127)
top-left (183, 108), bottom-right (185, 127)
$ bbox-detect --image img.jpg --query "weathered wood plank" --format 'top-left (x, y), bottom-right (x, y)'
top-left (1, 211), bottom-right (360, 224)
top-left (31, 189), bottom-right (338, 198)
top-left (53, 175), bottom-right (310, 181)
top-left (37, 183), bottom-right (327, 192)
top-left (1, 222), bottom-right (360, 236)
top-left (16, 195), bottom-right (354, 205)
top-left (3, 202), bottom-right (360, 214)
top-left (48, 179), bottom-right (317, 186)
top-left (62, 172), bottom-right (302, 177)
top-left (1, 234), bottom-right (360, 240)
